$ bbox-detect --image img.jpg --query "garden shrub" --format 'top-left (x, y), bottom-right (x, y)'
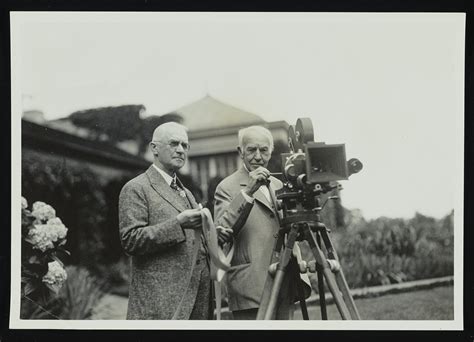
top-left (22, 155), bottom-right (108, 267)
top-left (20, 198), bottom-right (69, 319)
top-left (334, 211), bottom-right (454, 288)
top-left (21, 265), bottom-right (106, 320)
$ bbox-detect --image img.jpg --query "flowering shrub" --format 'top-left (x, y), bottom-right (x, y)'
top-left (42, 261), bottom-right (68, 294)
top-left (21, 155), bottom-right (110, 266)
top-left (31, 201), bottom-right (56, 222)
top-left (21, 266), bottom-right (106, 320)
top-left (27, 217), bottom-right (68, 252)
top-left (21, 196), bottom-right (70, 314)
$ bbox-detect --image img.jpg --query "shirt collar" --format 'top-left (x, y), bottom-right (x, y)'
top-left (152, 164), bottom-right (176, 186)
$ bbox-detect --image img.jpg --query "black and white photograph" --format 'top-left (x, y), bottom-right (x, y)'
top-left (10, 11), bottom-right (464, 330)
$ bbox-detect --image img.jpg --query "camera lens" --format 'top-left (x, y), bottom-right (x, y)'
top-left (347, 158), bottom-right (363, 175)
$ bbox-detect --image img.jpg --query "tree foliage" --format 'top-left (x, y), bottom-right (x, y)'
top-left (22, 155), bottom-right (109, 267)
top-left (69, 105), bottom-right (145, 143)
top-left (333, 210), bottom-right (454, 287)
top-left (68, 106), bottom-right (184, 154)
top-left (139, 112), bottom-right (184, 153)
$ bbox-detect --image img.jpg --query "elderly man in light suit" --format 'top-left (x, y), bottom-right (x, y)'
top-left (214, 126), bottom-right (309, 320)
top-left (119, 122), bottom-right (211, 320)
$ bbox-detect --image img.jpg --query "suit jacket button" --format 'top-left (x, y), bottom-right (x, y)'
top-left (269, 213), bottom-right (275, 218)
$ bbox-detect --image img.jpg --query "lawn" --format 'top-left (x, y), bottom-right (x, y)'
top-left (293, 285), bottom-right (454, 320)
top-left (92, 285), bottom-right (454, 320)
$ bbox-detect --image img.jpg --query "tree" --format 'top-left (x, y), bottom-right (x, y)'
top-left (68, 106), bottom-right (185, 156)
top-left (139, 112), bottom-right (184, 153)
top-left (69, 105), bottom-right (145, 143)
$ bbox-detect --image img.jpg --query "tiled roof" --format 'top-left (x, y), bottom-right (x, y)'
top-left (175, 95), bottom-right (265, 132)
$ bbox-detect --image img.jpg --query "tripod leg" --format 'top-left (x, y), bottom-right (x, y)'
top-left (262, 225), bottom-right (299, 320)
top-left (316, 233), bottom-right (328, 320)
top-left (316, 265), bottom-right (327, 319)
top-left (334, 270), bottom-right (361, 320)
top-left (257, 231), bottom-right (284, 320)
top-left (305, 227), bottom-right (352, 320)
top-left (214, 280), bottom-right (221, 320)
top-left (319, 229), bottom-right (361, 320)
top-left (263, 268), bottom-right (285, 320)
top-left (291, 259), bottom-right (309, 320)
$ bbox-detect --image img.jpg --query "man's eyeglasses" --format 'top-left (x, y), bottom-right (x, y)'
top-left (153, 140), bottom-right (190, 151)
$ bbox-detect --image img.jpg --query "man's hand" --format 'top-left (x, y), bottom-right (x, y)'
top-left (217, 226), bottom-right (233, 246)
top-left (244, 166), bottom-right (270, 196)
top-left (177, 209), bottom-right (202, 230)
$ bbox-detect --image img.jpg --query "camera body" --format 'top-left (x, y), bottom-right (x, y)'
top-left (275, 118), bottom-right (362, 208)
top-left (280, 142), bottom-right (363, 186)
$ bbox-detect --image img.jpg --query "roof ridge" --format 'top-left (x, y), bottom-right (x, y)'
top-left (177, 95), bottom-right (264, 120)
top-left (206, 96), bottom-right (264, 120)
top-left (173, 94), bottom-right (210, 113)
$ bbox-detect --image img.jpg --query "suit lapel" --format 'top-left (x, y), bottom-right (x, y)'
top-left (146, 166), bottom-right (186, 213)
top-left (253, 188), bottom-right (274, 212)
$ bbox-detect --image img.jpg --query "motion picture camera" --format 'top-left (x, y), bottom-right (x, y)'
top-left (274, 118), bottom-right (363, 210)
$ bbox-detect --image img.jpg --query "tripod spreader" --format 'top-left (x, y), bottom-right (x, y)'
top-left (268, 242), bottom-right (316, 276)
top-left (257, 220), bottom-right (361, 320)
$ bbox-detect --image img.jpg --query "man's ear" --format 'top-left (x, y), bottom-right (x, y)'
top-left (150, 142), bottom-right (158, 156)
top-left (237, 146), bottom-right (243, 157)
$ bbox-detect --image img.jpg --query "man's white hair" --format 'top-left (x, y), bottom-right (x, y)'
top-left (238, 125), bottom-right (274, 151)
top-left (151, 121), bottom-right (188, 142)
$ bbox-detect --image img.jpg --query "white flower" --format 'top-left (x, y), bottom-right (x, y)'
top-left (32, 201), bottom-right (56, 222)
top-left (47, 217), bottom-right (68, 240)
top-left (42, 261), bottom-right (67, 293)
top-left (21, 197), bottom-right (28, 210)
top-left (27, 220), bottom-right (68, 252)
top-left (27, 226), bottom-right (54, 252)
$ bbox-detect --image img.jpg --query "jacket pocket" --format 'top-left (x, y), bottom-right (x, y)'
top-left (227, 262), bottom-right (251, 279)
top-left (231, 244), bottom-right (251, 266)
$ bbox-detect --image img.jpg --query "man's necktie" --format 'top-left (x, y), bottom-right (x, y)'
top-left (170, 178), bottom-right (179, 191)
top-left (170, 178), bottom-right (191, 209)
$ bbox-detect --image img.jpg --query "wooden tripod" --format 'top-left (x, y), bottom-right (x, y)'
top-left (256, 196), bottom-right (361, 320)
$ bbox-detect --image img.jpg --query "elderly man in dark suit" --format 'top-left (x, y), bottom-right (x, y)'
top-left (119, 122), bottom-right (211, 320)
top-left (214, 126), bottom-right (309, 320)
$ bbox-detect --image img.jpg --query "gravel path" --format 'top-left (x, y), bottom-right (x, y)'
top-left (90, 294), bottom-right (128, 320)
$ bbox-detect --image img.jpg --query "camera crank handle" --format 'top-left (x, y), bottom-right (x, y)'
top-left (321, 196), bottom-right (340, 210)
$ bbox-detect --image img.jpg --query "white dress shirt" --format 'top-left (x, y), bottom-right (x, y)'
top-left (152, 164), bottom-right (176, 186)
